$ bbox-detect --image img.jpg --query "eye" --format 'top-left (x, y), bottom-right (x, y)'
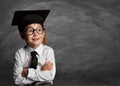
top-left (37, 28), bottom-right (42, 31)
top-left (27, 27), bottom-right (33, 32)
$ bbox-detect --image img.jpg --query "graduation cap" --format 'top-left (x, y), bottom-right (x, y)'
top-left (11, 10), bottom-right (50, 32)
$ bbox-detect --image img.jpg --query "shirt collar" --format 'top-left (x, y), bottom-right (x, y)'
top-left (25, 43), bottom-right (43, 56)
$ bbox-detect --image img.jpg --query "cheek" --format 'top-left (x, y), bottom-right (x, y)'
top-left (39, 33), bottom-right (44, 39)
top-left (25, 35), bottom-right (32, 41)
top-left (41, 34), bottom-right (44, 39)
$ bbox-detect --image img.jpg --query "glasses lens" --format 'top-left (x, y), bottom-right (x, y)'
top-left (26, 28), bottom-right (34, 35)
top-left (36, 28), bottom-right (43, 34)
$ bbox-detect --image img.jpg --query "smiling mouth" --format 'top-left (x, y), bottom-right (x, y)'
top-left (32, 38), bottom-right (39, 41)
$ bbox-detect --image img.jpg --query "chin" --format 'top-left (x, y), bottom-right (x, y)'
top-left (28, 40), bottom-right (42, 48)
top-left (33, 42), bottom-right (41, 46)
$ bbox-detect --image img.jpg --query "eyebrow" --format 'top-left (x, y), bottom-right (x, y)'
top-left (25, 27), bottom-right (43, 32)
top-left (26, 25), bottom-right (42, 28)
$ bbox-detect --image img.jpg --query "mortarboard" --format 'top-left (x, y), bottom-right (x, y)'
top-left (11, 10), bottom-right (50, 32)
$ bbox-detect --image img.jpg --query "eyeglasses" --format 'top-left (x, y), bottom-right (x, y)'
top-left (25, 27), bottom-right (44, 35)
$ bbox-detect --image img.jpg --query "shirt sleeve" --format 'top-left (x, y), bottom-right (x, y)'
top-left (13, 50), bottom-right (34, 85)
top-left (27, 47), bottom-right (56, 82)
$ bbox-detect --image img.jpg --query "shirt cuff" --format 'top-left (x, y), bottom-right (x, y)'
top-left (27, 68), bottom-right (36, 79)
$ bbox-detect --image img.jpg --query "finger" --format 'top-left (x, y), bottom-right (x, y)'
top-left (45, 63), bottom-right (53, 68)
top-left (23, 67), bottom-right (28, 70)
top-left (42, 62), bottom-right (53, 70)
top-left (43, 63), bottom-right (51, 68)
top-left (44, 64), bottom-right (53, 70)
top-left (46, 62), bottom-right (53, 66)
top-left (48, 66), bottom-right (53, 70)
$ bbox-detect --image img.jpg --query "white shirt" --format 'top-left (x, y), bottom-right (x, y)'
top-left (13, 43), bottom-right (56, 85)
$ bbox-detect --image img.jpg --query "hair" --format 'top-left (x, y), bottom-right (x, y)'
top-left (43, 32), bottom-right (47, 45)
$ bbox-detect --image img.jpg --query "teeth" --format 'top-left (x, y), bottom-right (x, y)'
top-left (32, 38), bottom-right (39, 41)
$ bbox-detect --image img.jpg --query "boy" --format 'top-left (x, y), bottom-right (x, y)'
top-left (11, 10), bottom-right (56, 86)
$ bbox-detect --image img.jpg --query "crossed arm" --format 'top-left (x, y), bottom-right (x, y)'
top-left (22, 61), bottom-right (53, 77)
top-left (14, 48), bottom-right (56, 85)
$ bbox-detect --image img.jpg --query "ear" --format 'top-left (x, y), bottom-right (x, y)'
top-left (19, 32), bottom-right (25, 39)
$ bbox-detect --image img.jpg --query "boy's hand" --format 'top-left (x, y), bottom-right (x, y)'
top-left (41, 61), bottom-right (53, 71)
top-left (21, 67), bottom-right (28, 77)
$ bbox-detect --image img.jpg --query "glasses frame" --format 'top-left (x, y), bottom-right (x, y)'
top-left (24, 27), bottom-right (44, 35)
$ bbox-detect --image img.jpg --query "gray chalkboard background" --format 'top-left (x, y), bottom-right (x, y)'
top-left (1, 0), bottom-right (120, 86)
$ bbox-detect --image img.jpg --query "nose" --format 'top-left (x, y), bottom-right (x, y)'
top-left (33, 29), bottom-right (38, 36)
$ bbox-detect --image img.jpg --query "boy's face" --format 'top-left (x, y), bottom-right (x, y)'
top-left (22, 23), bottom-right (45, 49)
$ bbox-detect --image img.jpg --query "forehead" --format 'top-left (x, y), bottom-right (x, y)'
top-left (26, 23), bottom-right (43, 28)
